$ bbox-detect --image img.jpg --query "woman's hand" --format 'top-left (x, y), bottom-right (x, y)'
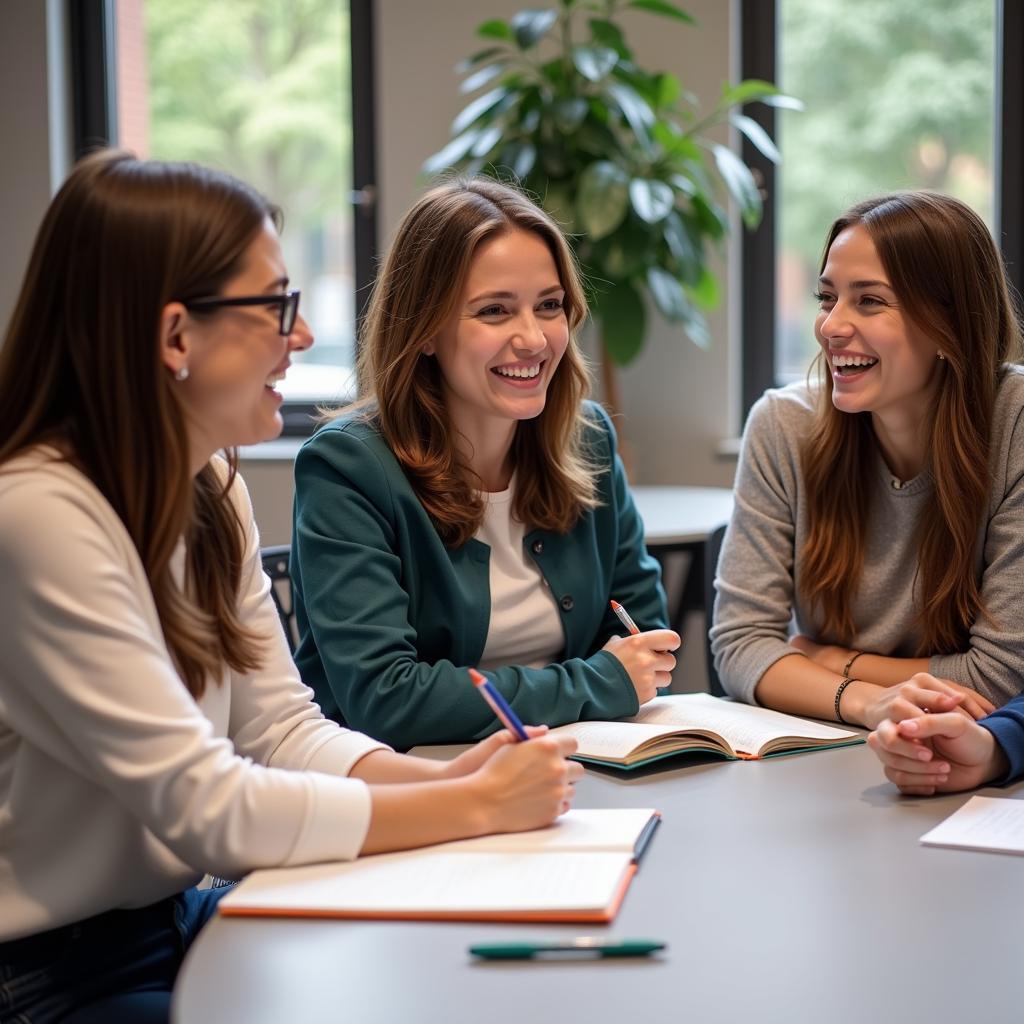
top-left (868, 712), bottom-right (1009, 795)
top-left (471, 733), bottom-right (584, 834)
top-left (439, 725), bottom-right (549, 779)
top-left (854, 673), bottom-right (969, 730)
top-left (603, 629), bottom-right (680, 704)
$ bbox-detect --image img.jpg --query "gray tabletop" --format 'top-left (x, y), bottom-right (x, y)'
top-left (172, 744), bottom-right (1024, 1024)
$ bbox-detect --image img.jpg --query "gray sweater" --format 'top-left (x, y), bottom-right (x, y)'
top-left (711, 367), bottom-right (1024, 707)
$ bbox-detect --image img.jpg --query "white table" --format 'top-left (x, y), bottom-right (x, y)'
top-left (173, 743), bottom-right (1024, 1024)
top-left (631, 485), bottom-right (734, 546)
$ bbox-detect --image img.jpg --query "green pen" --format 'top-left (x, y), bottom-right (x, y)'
top-left (469, 938), bottom-right (666, 960)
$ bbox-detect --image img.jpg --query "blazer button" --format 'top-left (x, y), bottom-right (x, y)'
top-left (531, 539), bottom-right (544, 555)
top-left (560, 595), bottom-right (574, 611)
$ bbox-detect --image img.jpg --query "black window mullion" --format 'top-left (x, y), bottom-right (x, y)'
top-left (739, 0), bottom-right (777, 420)
top-left (997, 0), bottom-right (1023, 301)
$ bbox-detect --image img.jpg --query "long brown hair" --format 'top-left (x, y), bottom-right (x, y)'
top-left (800, 191), bottom-right (1022, 652)
top-left (333, 177), bottom-right (597, 548)
top-left (0, 150), bottom-right (277, 697)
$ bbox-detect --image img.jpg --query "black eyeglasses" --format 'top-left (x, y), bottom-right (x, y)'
top-left (184, 289), bottom-right (301, 336)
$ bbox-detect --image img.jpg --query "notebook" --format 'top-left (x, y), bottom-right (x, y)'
top-left (549, 693), bottom-right (863, 769)
top-left (219, 808), bottom-right (660, 923)
top-left (920, 795), bottom-right (1024, 855)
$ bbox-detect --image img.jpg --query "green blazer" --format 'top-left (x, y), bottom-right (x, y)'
top-left (291, 401), bottom-right (668, 750)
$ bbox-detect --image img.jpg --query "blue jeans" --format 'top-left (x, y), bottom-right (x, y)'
top-left (0, 885), bottom-right (230, 1023)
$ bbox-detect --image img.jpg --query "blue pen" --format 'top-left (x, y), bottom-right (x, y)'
top-left (469, 668), bottom-right (530, 741)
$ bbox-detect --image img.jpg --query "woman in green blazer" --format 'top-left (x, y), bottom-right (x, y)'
top-left (292, 179), bottom-right (678, 750)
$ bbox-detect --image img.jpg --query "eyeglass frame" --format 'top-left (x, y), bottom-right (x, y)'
top-left (183, 289), bottom-right (301, 336)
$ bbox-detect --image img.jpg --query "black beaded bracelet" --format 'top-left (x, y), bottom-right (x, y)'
top-left (834, 676), bottom-right (856, 724)
top-left (841, 651), bottom-right (864, 677)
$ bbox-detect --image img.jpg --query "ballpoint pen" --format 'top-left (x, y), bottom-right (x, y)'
top-left (469, 938), bottom-right (666, 959)
top-left (468, 668), bottom-right (530, 741)
top-left (610, 599), bottom-right (640, 635)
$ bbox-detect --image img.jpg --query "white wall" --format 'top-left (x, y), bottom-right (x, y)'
top-left (0, 0), bottom-right (70, 333)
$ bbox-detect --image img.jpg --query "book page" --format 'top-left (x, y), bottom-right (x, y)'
top-left (219, 850), bottom-right (633, 914)
top-left (920, 796), bottom-right (1024, 854)
top-left (629, 694), bottom-right (859, 755)
top-left (549, 719), bottom-right (697, 758)
top-left (438, 808), bottom-right (657, 854)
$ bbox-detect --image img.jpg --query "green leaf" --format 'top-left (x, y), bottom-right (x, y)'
top-left (606, 82), bottom-right (655, 149)
top-left (761, 93), bottom-right (804, 112)
top-left (471, 124), bottom-right (505, 157)
top-left (422, 128), bottom-right (481, 175)
top-left (720, 79), bottom-right (781, 106)
top-left (686, 265), bottom-right (720, 309)
top-left (627, 0), bottom-right (696, 23)
top-left (655, 72), bottom-right (682, 108)
top-left (456, 47), bottom-right (506, 74)
top-left (691, 195), bottom-right (728, 240)
top-left (451, 87), bottom-right (509, 135)
top-left (553, 98), bottom-right (589, 131)
top-left (576, 160), bottom-right (630, 240)
top-left (681, 306), bottom-right (711, 349)
top-left (629, 178), bottom-right (674, 223)
top-left (588, 18), bottom-right (628, 57)
top-left (460, 63), bottom-right (506, 94)
top-left (646, 266), bottom-right (690, 321)
top-left (593, 281), bottom-right (646, 365)
top-left (711, 143), bottom-right (762, 228)
top-left (572, 45), bottom-right (618, 82)
top-left (503, 140), bottom-right (538, 180)
top-left (664, 211), bottom-right (700, 279)
top-left (477, 19), bottom-right (514, 42)
top-left (730, 112), bottom-right (780, 163)
top-left (511, 9), bottom-right (558, 49)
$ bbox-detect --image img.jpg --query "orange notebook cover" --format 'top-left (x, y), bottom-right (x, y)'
top-left (219, 808), bottom-right (659, 924)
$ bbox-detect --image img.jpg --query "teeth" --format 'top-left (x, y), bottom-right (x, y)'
top-left (265, 373), bottom-right (285, 387)
top-left (494, 365), bottom-right (541, 379)
top-left (832, 354), bottom-right (878, 368)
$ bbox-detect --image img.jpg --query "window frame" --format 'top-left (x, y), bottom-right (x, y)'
top-left (69, 0), bottom-right (377, 438)
top-left (739, 0), bottom-right (1021, 420)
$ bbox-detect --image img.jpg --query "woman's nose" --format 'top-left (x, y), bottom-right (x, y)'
top-left (289, 313), bottom-right (315, 352)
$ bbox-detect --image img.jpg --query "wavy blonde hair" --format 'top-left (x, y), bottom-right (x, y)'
top-left (800, 191), bottom-right (1022, 652)
top-left (333, 177), bottom-right (598, 547)
top-left (0, 150), bottom-right (275, 697)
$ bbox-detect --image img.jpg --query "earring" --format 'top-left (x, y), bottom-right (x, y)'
top-left (937, 352), bottom-right (946, 361)
top-left (175, 366), bottom-right (190, 381)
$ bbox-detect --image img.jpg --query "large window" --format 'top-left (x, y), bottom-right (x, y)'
top-left (741, 0), bottom-right (1015, 414)
top-left (73, 0), bottom-right (375, 434)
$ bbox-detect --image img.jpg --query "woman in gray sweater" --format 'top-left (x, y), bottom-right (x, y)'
top-left (711, 191), bottom-right (1024, 729)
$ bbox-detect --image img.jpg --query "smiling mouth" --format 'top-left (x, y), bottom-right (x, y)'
top-left (491, 361), bottom-right (544, 380)
top-left (832, 355), bottom-right (878, 377)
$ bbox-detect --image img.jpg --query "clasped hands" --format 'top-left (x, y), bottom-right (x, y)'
top-left (789, 635), bottom-right (1004, 795)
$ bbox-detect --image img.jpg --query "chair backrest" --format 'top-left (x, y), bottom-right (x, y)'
top-left (261, 544), bottom-right (298, 654)
top-left (704, 523), bottom-right (728, 697)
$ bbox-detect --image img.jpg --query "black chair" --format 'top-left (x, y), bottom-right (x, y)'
top-left (703, 523), bottom-right (728, 697)
top-left (261, 544), bottom-right (298, 654)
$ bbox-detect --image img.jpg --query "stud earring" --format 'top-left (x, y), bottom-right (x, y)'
top-left (937, 352), bottom-right (946, 361)
top-left (175, 366), bottom-right (190, 381)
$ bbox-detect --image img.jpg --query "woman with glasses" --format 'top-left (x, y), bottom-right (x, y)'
top-left (711, 191), bottom-right (1024, 730)
top-left (0, 151), bottom-right (581, 1023)
top-left (290, 178), bottom-right (678, 750)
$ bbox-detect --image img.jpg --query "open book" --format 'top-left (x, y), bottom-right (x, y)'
top-left (549, 693), bottom-right (863, 769)
top-left (219, 808), bottom-right (659, 924)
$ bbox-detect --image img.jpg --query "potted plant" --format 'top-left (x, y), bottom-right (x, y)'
top-left (424, 0), bottom-right (798, 412)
